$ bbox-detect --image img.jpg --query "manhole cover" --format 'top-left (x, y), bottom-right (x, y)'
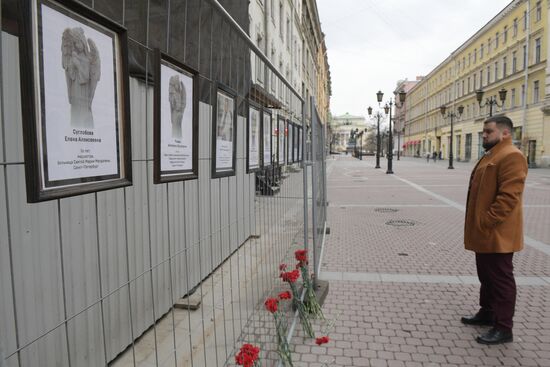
top-left (386, 219), bottom-right (416, 227)
top-left (375, 208), bottom-right (399, 213)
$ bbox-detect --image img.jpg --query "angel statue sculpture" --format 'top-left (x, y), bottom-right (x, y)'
top-left (168, 75), bottom-right (187, 139)
top-left (62, 27), bottom-right (101, 129)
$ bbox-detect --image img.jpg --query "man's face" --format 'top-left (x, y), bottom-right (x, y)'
top-left (482, 121), bottom-right (506, 151)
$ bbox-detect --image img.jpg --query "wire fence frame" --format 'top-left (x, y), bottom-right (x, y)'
top-left (0, 0), bottom-right (323, 366)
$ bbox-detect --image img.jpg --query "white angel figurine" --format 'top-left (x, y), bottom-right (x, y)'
top-left (168, 75), bottom-right (186, 139)
top-left (61, 27), bottom-right (101, 129)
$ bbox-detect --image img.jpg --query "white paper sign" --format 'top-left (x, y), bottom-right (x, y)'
top-left (263, 113), bottom-right (271, 166)
top-left (160, 64), bottom-right (193, 174)
top-left (248, 107), bottom-right (260, 170)
top-left (41, 4), bottom-right (120, 185)
top-left (216, 91), bottom-right (234, 171)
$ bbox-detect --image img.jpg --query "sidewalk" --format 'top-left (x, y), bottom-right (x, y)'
top-left (292, 155), bottom-right (550, 366)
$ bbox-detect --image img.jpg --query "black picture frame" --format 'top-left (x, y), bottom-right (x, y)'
top-left (19, 0), bottom-right (132, 202)
top-left (153, 49), bottom-right (199, 183)
top-left (212, 84), bottom-right (237, 178)
top-left (277, 115), bottom-right (286, 166)
top-left (298, 125), bottom-right (304, 163)
top-left (262, 109), bottom-right (272, 168)
top-left (287, 121), bottom-right (294, 164)
top-left (246, 100), bottom-right (262, 173)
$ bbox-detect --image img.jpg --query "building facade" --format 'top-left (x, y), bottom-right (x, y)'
top-left (394, 78), bottom-right (421, 157)
top-left (404, 0), bottom-right (549, 167)
top-left (330, 113), bottom-right (367, 153)
top-left (248, 0), bottom-right (331, 125)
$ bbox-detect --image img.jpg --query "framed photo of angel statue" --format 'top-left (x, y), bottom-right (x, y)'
top-left (18, 0), bottom-right (131, 202)
top-left (246, 102), bottom-right (261, 173)
top-left (153, 49), bottom-right (198, 183)
top-left (212, 85), bottom-right (237, 178)
top-left (262, 110), bottom-right (272, 168)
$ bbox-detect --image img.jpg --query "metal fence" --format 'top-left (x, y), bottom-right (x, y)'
top-left (0, 0), bottom-right (325, 366)
top-left (310, 98), bottom-right (328, 281)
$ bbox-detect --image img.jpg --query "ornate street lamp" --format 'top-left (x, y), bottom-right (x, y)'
top-left (440, 104), bottom-right (464, 169)
top-left (380, 90), bottom-right (406, 174)
top-left (367, 106), bottom-right (383, 168)
top-left (476, 88), bottom-right (507, 116)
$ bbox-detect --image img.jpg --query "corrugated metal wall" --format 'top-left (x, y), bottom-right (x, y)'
top-left (0, 31), bottom-right (260, 366)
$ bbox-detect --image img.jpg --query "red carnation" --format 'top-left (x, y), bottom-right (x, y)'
top-left (315, 336), bottom-right (330, 345)
top-left (235, 343), bottom-right (260, 367)
top-left (278, 291), bottom-right (292, 300)
top-left (295, 249), bottom-right (308, 263)
top-left (279, 263), bottom-right (287, 271)
top-left (264, 297), bottom-right (278, 313)
top-left (281, 269), bottom-right (300, 283)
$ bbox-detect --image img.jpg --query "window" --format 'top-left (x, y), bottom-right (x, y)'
top-left (513, 18), bottom-right (518, 36)
top-left (503, 57), bottom-right (507, 78)
top-left (521, 84), bottom-right (525, 105)
top-left (536, 1), bottom-right (541, 22)
top-left (286, 17), bottom-right (290, 47)
top-left (487, 66), bottom-right (491, 84)
top-left (473, 73), bottom-right (477, 90)
top-left (481, 44), bottom-right (484, 59)
top-left (474, 48), bottom-right (477, 63)
top-left (523, 45), bottom-right (527, 68)
top-left (279, 2), bottom-right (283, 38)
top-left (467, 77), bottom-right (470, 92)
top-left (462, 57), bottom-right (465, 70)
top-left (523, 10), bottom-right (527, 30)
top-left (511, 88), bottom-right (516, 108)
top-left (495, 32), bottom-right (499, 48)
top-left (512, 51), bottom-right (517, 72)
top-left (494, 62), bottom-right (498, 80)
top-left (534, 80), bottom-right (540, 103)
top-left (535, 38), bottom-right (541, 63)
top-left (488, 38), bottom-right (491, 53)
top-left (480, 70), bottom-right (483, 87)
top-left (468, 53), bottom-right (471, 66)
top-left (461, 80), bottom-right (465, 96)
top-left (504, 26), bottom-right (508, 43)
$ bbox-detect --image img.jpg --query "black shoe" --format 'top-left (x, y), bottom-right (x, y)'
top-left (476, 327), bottom-right (513, 345)
top-left (461, 312), bottom-right (493, 326)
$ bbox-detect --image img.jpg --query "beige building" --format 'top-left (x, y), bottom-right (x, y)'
top-left (330, 113), bottom-right (367, 153)
top-left (405, 0), bottom-right (550, 167)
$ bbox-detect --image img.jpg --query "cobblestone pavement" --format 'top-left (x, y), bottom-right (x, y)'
top-left (292, 155), bottom-right (550, 367)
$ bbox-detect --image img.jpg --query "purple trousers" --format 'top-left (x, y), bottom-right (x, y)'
top-left (475, 252), bottom-right (516, 331)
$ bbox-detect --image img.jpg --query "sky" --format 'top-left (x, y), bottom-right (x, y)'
top-left (317, 0), bottom-right (513, 119)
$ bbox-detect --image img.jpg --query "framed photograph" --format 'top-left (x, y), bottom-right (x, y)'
top-left (19, 0), bottom-right (132, 202)
top-left (153, 49), bottom-right (198, 183)
top-left (246, 101), bottom-right (261, 173)
top-left (262, 110), bottom-right (272, 168)
top-left (287, 121), bottom-right (294, 164)
top-left (277, 116), bottom-right (286, 166)
top-left (293, 123), bottom-right (299, 163)
top-left (297, 126), bottom-right (303, 162)
top-left (212, 85), bottom-right (237, 178)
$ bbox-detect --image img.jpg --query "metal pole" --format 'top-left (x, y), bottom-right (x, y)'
top-left (386, 103), bottom-right (394, 174)
top-left (397, 130), bottom-right (400, 160)
top-left (448, 114), bottom-right (454, 169)
top-left (375, 115), bottom-right (381, 168)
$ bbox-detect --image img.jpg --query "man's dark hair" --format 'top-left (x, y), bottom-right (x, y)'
top-left (484, 114), bottom-right (513, 132)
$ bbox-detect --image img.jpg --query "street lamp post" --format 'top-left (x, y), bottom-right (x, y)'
top-left (476, 88), bottom-right (507, 117)
top-left (367, 106), bottom-right (383, 168)
top-left (440, 104), bottom-right (464, 169)
top-left (379, 90), bottom-right (406, 174)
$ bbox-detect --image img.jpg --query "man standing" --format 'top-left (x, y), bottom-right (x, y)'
top-left (462, 115), bottom-right (528, 345)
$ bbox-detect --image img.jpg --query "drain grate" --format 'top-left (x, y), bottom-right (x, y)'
top-left (386, 219), bottom-right (416, 227)
top-left (375, 208), bottom-right (399, 213)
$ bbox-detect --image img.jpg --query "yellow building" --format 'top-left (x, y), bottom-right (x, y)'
top-left (405, 0), bottom-right (549, 167)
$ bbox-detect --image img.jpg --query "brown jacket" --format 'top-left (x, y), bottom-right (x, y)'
top-left (464, 137), bottom-right (528, 253)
